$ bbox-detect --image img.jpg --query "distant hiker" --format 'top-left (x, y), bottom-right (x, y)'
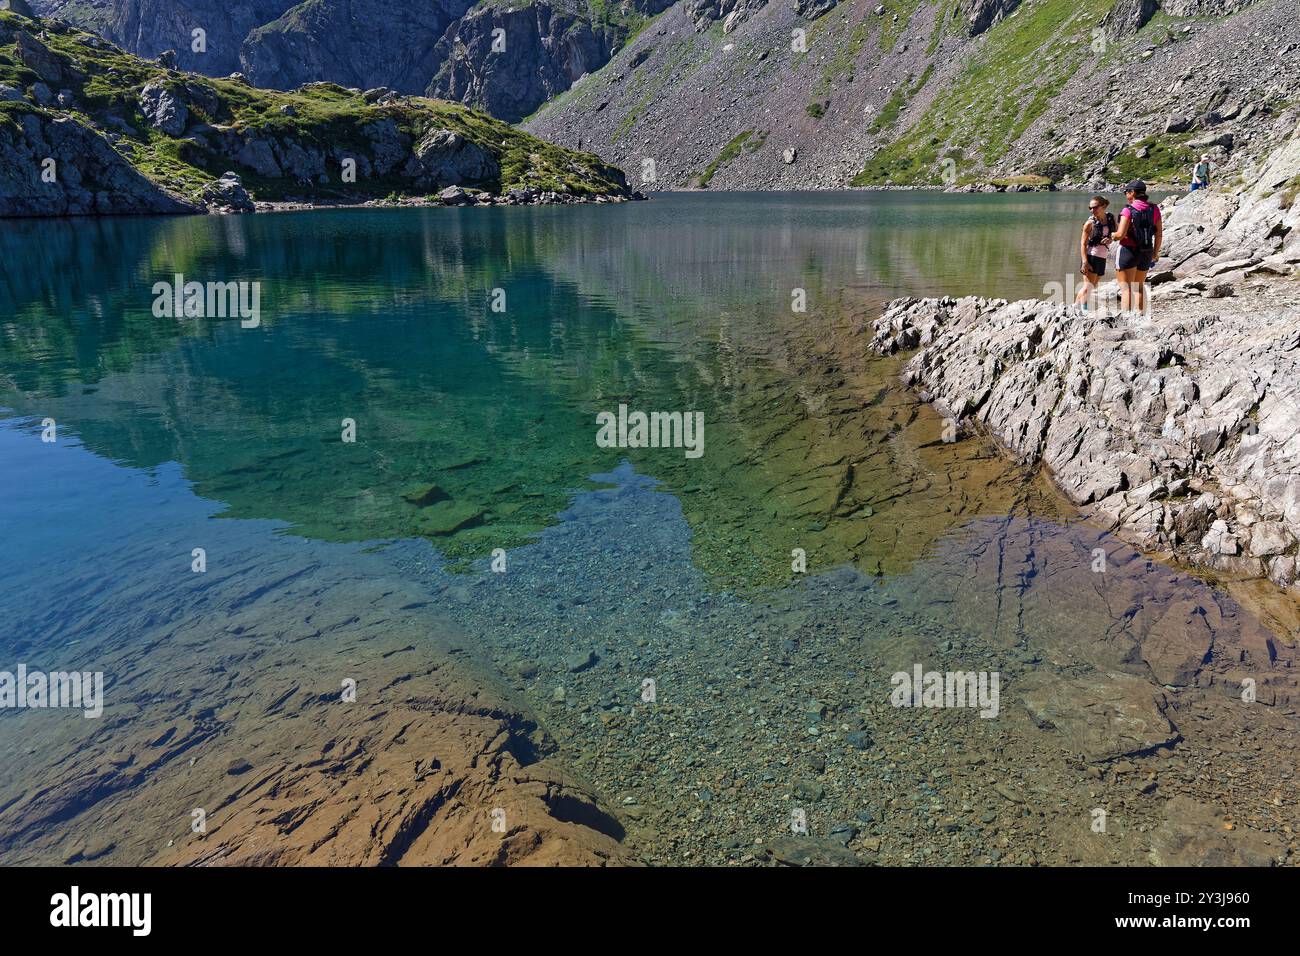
top-left (1190, 154), bottom-right (1211, 191)
top-left (1112, 179), bottom-right (1162, 313)
top-left (1074, 195), bottom-right (1115, 308)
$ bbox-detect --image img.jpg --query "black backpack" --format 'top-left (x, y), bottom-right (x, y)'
top-left (1127, 204), bottom-right (1156, 251)
top-left (1088, 213), bottom-right (1116, 247)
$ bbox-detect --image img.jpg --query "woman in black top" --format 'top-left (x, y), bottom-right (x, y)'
top-left (1074, 195), bottom-right (1115, 309)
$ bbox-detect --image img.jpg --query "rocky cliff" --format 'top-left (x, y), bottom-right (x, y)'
top-left (33, 0), bottom-right (667, 123)
top-left (869, 119), bottom-right (1300, 596)
top-left (1, 8), bottom-right (630, 216)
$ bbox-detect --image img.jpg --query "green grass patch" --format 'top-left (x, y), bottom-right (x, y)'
top-left (852, 0), bottom-right (1111, 186)
top-left (1104, 133), bottom-right (1197, 187)
top-left (697, 130), bottom-right (753, 187)
top-left (879, 0), bottom-right (927, 52)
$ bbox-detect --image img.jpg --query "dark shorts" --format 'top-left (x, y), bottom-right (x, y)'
top-left (1084, 254), bottom-right (1107, 276)
top-left (1117, 246), bottom-right (1152, 272)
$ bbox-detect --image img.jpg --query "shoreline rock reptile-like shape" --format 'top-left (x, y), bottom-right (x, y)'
top-left (870, 122), bottom-right (1300, 599)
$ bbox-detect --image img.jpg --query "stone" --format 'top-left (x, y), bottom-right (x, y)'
top-left (563, 649), bottom-right (596, 672)
top-left (201, 171), bottom-right (255, 213)
top-left (138, 81), bottom-right (189, 137)
top-left (1016, 671), bottom-right (1180, 762)
top-left (1201, 519), bottom-right (1240, 556)
top-left (1247, 521), bottom-right (1293, 557)
top-left (1148, 796), bottom-right (1285, 866)
top-left (439, 185), bottom-right (472, 205)
top-left (845, 730), bottom-right (873, 750)
top-left (764, 836), bottom-right (862, 866)
top-left (793, 779), bottom-right (825, 802)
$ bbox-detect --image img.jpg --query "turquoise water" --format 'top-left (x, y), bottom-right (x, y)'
top-left (1, 193), bottom-right (1285, 865)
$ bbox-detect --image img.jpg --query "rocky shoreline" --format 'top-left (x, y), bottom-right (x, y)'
top-left (870, 124), bottom-right (1300, 603)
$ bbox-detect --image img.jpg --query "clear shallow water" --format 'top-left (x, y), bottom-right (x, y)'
top-left (1, 193), bottom-right (1289, 865)
top-left (0, 192), bottom-right (1090, 583)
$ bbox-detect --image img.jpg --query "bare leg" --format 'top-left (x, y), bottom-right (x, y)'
top-left (1134, 270), bottom-right (1149, 314)
top-left (1118, 269), bottom-right (1136, 311)
top-left (1074, 271), bottom-right (1097, 306)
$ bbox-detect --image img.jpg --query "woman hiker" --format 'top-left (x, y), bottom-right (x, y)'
top-left (1074, 195), bottom-right (1116, 309)
top-left (1112, 179), bottom-right (1162, 313)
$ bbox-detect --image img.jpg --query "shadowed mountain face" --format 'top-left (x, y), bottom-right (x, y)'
top-left (33, 0), bottom-right (298, 75)
top-left (32, 0), bottom-right (673, 121)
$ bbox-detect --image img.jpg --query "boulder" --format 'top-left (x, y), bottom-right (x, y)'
top-left (1016, 670), bottom-right (1180, 762)
top-left (438, 185), bottom-right (472, 205)
top-left (138, 81), bottom-right (189, 137)
top-left (201, 171), bottom-right (255, 213)
top-left (404, 128), bottom-right (499, 189)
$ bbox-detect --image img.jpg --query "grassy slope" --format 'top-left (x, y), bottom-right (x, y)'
top-left (853, 0), bottom-right (1112, 186)
top-left (0, 9), bottom-right (627, 203)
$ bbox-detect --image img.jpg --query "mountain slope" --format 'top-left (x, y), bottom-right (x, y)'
top-left (1, 8), bottom-right (629, 216)
top-left (33, 0), bottom-right (672, 122)
top-left (524, 0), bottom-right (1300, 190)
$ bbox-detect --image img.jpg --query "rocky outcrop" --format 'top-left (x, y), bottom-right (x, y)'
top-left (792, 0), bottom-right (835, 22)
top-left (138, 80), bottom-right (188, 135)
top-left (200, 170), bottom-right (254, 211)
top-left (1162, 0), bottom-right (1257, 14)
top-left (35, 0), bottom-right (659, 123)
top-left (960, 0), bottom-right (1022, 36)
top-left (427, 4), bottom-right (621, 123)
top-left (871, 292), bottom-right (1300, 594)
top-left (1101, 0), bottom-right (1158, 38)
top-left (402, 127), bottom-right (499, 189)
top-left (0, 108), bottom-right (199, 215)
top-left (687, 0), bottom-right (768, 31)
top-left (871, 122), bottom-right (1300, 596)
